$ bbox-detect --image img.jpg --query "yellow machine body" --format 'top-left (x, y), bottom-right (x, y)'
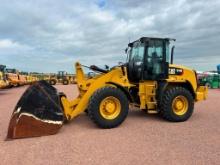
top-left (6, 61), bottom-right (207, 139)
top-left (61, 62), bottom-right (207, 121)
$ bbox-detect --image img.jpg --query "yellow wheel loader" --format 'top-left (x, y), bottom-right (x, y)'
top-left (5, 68), bottom-right (21, 87)
top-left (48, 71), bottom-right (76, 85)
top-left (6, 37), bottom-right (208, 139)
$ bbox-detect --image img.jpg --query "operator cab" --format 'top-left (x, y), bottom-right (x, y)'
top-left (0, 65), bottom-right (6, 80)
top-left (6, 68), bottom-right (18, 74)
top-left (57, 71), bottom-right (67, 78)
top-left (127, 37), bottom-right (175, 82)
top-left (58, 71), bottom-right (67, 75)
top-left (0, 65), bottom-right (6, 72)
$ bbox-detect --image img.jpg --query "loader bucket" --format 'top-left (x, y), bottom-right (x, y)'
top-left (6, 80), bottom-right (64, 139)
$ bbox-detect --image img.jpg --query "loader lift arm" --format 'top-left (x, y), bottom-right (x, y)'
top-left (61, 62), bottom-right (132, 121)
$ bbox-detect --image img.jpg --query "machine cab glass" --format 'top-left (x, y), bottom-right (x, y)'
top-left (127, 37), bottom-right (169, 82)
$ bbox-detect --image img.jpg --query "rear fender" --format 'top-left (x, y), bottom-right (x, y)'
top-left (106, 82), bottom-right (133, 102)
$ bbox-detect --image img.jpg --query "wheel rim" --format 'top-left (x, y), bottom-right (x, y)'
top-left (172, 96), bottom-right (188, 116)
top-left (99, 96), bottom-right (121, 120)
top-left (206, 83), bottom-right (211, 88)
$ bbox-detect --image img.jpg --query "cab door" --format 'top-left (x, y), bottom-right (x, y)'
top-left (127, 42), bottom-right (145, 82)
top-left (143, 40), bottom-right (168, 80)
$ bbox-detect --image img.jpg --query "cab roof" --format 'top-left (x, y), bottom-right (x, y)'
top-left (128, 37), bottom-right (176, 46)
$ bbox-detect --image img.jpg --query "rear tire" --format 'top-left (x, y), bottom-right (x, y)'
top-left (88, 87), bottom-right (129, 128)
top-left (49, 79), bottom-right (56, 85)
top-left (84, 109), bottom-right (88, 115)
top-left (160, 86), bottom-right (194, 122)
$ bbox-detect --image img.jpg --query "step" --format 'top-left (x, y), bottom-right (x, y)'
top-left (147, 110), bottom-right (158, 114)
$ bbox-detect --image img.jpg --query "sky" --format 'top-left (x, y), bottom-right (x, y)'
top-left (0, 0), bottom-right (220, 73)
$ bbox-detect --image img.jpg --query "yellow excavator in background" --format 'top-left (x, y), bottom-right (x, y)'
top-left (7, 37), bottom-right (207, 139)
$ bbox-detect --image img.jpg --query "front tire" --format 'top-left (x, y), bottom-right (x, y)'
top-left (160, 86), bottom-right (194, 122)
top-left (88, 87), bottom-right (129, 128)
top-left (62, 79), bottom-right (69, 85)
top-left (49, 79), bottom-right (56, 85)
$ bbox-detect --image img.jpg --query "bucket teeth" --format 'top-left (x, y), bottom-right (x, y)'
top-left (6, 80), bottom-right (64, 139)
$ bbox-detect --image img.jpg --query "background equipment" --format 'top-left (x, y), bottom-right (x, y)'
top-left (48, 71), bottom-right (76, 85)
top-left (0, 65), bottom-right (8, 88)
top-left (199, 74), bottom-right (220, 89)
top-left (217, 64), bottom-right (220, 74)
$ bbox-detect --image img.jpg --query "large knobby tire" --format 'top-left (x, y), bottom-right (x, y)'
top-left (160, 86), bottom-right (194, 122)
top-left (88, 87), bottom-right (129, 128)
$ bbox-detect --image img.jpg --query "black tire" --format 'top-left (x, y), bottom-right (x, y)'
top-left (88, 87), bottom-right (129, 128)
top-left (49, 79), bottom-right (56, 85)
top-left (14, 83), bottom-right (19, 87)
top-left (160, 86), bottom-right (194, 122)
top-left (62, 79), bottom-right (69, 85)
top-left (205, 82), bottom-right (211, 89)
top-left (8, 83), bottom-right (13, 88)
top-left (84, 109), bottom-right (88, 115)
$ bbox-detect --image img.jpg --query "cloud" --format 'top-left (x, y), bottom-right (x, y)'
top-left (0, 39), bottom-right (31, 50)
top-left (0, 0), bottom-right (220, 73)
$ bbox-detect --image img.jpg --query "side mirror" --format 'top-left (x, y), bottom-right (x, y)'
top-left (128, 43), bottom-right (133, 47)
top-left (88, 72), bottom-right (96, 78)
top-left (125, 48), bottom-right (128, 54)
top-left (105, 65), bottom-right (109, 70)
top-left (118, 62), bottom-right (123, 65)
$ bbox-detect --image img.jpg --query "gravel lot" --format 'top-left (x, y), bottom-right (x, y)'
top-left (0, 85), bottom-right (219, 165)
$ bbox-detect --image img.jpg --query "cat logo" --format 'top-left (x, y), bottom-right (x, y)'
top-left (169, 68), bottom-right (183, 75)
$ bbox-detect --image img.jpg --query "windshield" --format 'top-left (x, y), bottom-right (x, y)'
top-left (129, 42), bottom-right (145, 63)
top-left (6, 69), bottom-right (16, 73)
top-left (0, 65), bottom-right (5, 72)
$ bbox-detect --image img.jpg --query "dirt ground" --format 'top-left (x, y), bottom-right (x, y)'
top-left (0, 85), bottom-right (219, 165)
